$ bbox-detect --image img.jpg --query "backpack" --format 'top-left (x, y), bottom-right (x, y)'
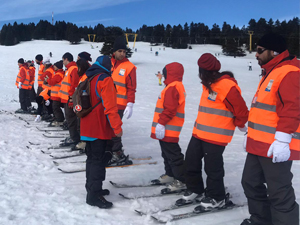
top-left (73, 74), bottom-right (102, 118)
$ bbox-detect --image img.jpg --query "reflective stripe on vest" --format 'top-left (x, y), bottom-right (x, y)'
top-left (38, 64), bottom-right (45, 86)
top-left (29, 66), bottom-right (35, 87)
top-left (50, 71), bottom-right (64, 98)
top-left (192, 79), bottom-right (240, 144)
top-left (15, 67), bottom-right (30, 89)
top-left (59, 66), bottom-right (77, 102)
top-left (42, 67), bottom-right (55, 90)
top-left (111, 60), bottom-right (136, 106)
top-left (248, 64), bottom-right (300, 151)
top-left (151, 81), bottom-right (185, 140)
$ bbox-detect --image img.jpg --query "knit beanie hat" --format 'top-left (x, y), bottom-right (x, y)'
top-left (43, 58), bottom-right (51, 65)
top-left (18, 58), bottom-right (24, 64)
top-left (35, 54), bottom-right (43, 62)
top-left (78, 51), bottom-right (92, 62)
top-left (54, 60), bottom-right (63, 69)
top-left (197, 53), bottom-right (221, 71)
top-left (113, 36), bottom-right (127, 52)
top-left (257, 33), bottom-right (287, 54)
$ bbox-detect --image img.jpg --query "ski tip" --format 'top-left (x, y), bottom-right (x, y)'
top-left (150, 215), bottom-right (167, 223)
top-left (118, 193), bottom-right (132, 199)
top-left (134, 210), bottom-right (145, 216)
top-left (109, 181), bottom-right (116, 186)
top-left (53, 161), bottom-right (59, 166)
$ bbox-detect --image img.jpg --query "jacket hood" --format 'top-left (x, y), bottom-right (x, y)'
top-left (86, 55), bottom-right (112, 78)
top-left (216, 74), bottom-right (237, 84)
top-left (163, 62), bottom-right (184, 85)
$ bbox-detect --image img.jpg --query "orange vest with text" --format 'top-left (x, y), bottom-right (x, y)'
top-left (248, 65), bottom-right (300, 155)
top-left (59, 65), bottom-right (77, 102)
top-left (193, 79), bottom-right (241, 144)
top-left (151, 81), bottom-right (186, 143)
top-left (111, 61), bottom-right (136, 107)
top-left (37, 64), bottom-right (45, 87)
top-left (15, 66), bottom-right (30, 89)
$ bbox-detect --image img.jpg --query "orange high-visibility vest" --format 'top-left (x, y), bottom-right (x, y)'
top-left (111, 61), bottom-right (136, 107)
top-left (39, 88), bottom-right (50, 101)
top-left (29, 66), bottom-right (36, 89)
top-left (50, 70), bottom-right (64, 99)
top-left (248, 65), bottom-right (300, 152)
top-left (151, 81), bottom-right (186, 142)
top-left (15, 66), bottom-right (30, 89)
top-left (42, 67), bottom-right (55, 90)
top-left (79, 74), bottom-right (87, 84)
top-left (59, 65), bottom-right (77, 102)
top-left (37, 64), bottom-right (45, 87)
top-left (193, 79), bottom-right (241, 144)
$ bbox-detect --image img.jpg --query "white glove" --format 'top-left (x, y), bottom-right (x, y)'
top-left (155, 123), bottom-right (165, 139)
top-left (124, 102), bottom-right (133, 119)
top-left (35, 115), bottom-right (41, 122)
top-left (238, 126), bottom-right (248, 132)
top-left (45, 100), bottom-right (50, 106)
top-left (19, 82), bottom-right (22, 89)
top-left (267, 131), bottom-right (292, 163)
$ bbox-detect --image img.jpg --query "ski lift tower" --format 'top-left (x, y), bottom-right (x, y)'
top-left (248, 31), bottom-right (254, 52)
top-left (88, 34), bottom-right (96, 49)
top-left (125, 33), bottom-right (138, 49)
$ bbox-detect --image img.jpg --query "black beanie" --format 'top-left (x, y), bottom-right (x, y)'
top-left (257, 33), bottom-right (287, 54)
top-left (18, 58), bottom-right (24, 64)
top-left (35, 54), bottom-right (43, 61)
top-left (113, 36), bottom-right (127, 52)
top-left (54, 60), bottom-right (63, 69)
top-left (78, 52), bottom-right (92, 61)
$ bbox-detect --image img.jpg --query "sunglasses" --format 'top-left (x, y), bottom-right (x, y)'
top-left (257, 48), bottom-right (267, 54)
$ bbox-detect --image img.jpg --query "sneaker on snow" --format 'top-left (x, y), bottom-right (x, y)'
top-left (151, 174), bottom-right (174, 185)
top-left (41, 114), bottom-right (53, 121)
top-left (48, 121), bottom-right (64, 127)
top-left (161, 179), bottom-right (186, 194)
top-left (196, 196), bottom-right (225, 211)
top-left (240, 218), bottom-right (260, 225)
top-left (86, 195), bottom-right (113, 209)
top-left (59, 138), bottom-right (79, 147)
top-left (71, 141), bottom-right (86, 150)
top-left (175, 190), bottom-right (205, 206)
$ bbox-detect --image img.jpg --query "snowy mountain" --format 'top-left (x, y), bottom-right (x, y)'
top-left (0, 40), bottom-right (299, 225)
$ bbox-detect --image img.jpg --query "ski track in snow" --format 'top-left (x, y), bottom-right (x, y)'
top-left (0, 40), bottom-right (299, 225)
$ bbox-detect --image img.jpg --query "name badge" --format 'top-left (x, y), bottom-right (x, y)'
top-left (265, 79), bottom-right (274, 92)
top-left (119, 69), bottom-right (125, 76)
top-left (208, 91), bottom-right (217, 101)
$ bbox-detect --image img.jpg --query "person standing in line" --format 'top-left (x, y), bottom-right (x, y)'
top-left (150, 62), bottom-right (186, 192)
top-left (108, 36), bottom-right (137, 165)
top-left (35, 54), bottom-right (45, 96)
top-left (240, 33), bottom-right (299, 225)
top-left (248, 62), bottom-right (252, 71)
top-left (59, 52), bottom-right (80, 147)
top-left (15, 58), bottom-right (31, 113)
top-left (77, 51), bottom-right (92, 64)
top-left (176, 53), bottom-right (248, 210)
top-left (27, 60), bottom-right (36, 104)
top-left (81, 55), bottom-right (123, 209)
top-left (45, 60), bottom-right (65, 127)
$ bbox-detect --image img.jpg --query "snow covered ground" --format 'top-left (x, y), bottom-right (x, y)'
top-left (0, 40), bottom-right (299, 225)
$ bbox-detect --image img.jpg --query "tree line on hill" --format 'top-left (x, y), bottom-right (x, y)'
top-left (0, 17), bottom-right (299, 57)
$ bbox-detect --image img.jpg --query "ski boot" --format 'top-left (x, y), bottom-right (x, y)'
top-left (151, 174), bottom-right (174, 185)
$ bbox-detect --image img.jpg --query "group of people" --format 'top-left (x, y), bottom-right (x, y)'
top-left (15, 33), bottom-right (299, 225)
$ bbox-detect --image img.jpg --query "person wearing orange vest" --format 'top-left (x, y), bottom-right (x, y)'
top-left (15, 58), bottom-right (32, 113)
top-left (177, 53), bottom-right (249, 211)
top-left (59, 52), bottom-right (80, 147)
top-left (108, 36), bottom-right (137, 166)
top-left (34, 88), bottom-right (53, 122)
top-left (35, 54), bottom-right (45, 96)
top-left (26, 60), bottom-right (36, 103)
top-left (46, 60), bottom-right (65, 126)
top-left (150, 62), bottom-right (186, 193)
top-left (241, 33), bottom-right (300, 225)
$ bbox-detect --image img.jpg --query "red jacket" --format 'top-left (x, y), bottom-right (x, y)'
top-left (19, 64), bottom-right (28, 83)
top-left (247, 50), bottom-right (300, 154)
top-left (111, 56), bottom-right (137, 110)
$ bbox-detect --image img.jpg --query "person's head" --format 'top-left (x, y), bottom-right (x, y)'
top-left (35, 54), bottom-right (43, 64)
top-left (62, 52), bottom-right (73, 66)
top-left (53, 60), bottom-right (63, 71)
top-left (76, 58), bottom-right (90, 77)
top-left (161, 62), bottom-right (184, 85)
top-left (197, 53), bottom-right (233, 93)
top-left (27, 60), bottom-right (34, 67)
top-left (93, 55), bottom-right (112, 75)
top-left (113, 36), bottom-right (127, 61)
top-left (77, 51), bottom-right (92, 62)
top-left (43, 58), bottom-right (52, 71)
top-left (18, 58), bottom-right (24, 66)
top-left (255, 33), bottom-right (287, 66)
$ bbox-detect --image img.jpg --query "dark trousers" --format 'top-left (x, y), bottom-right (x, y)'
top-left (37, 99), bottom-right (53, 116)
top-left (85, 139), bottom-right (108, 196)
top-left (111, 110), bottom-right (124, 152)
top-left (19, 89), bottom-right (31, 111)
top-left (52, 100), bottom-right (65, 122)
top-left (36, 86), bottom-right (43, 96)
top-left (159, 140), bottom-right (185, 182)
top-left (185, 136), bottom-right (226, 201)
top-left (64, 103), bottom-right (80, 142)
top-left (242, 153), bottom-right (299, 225)
top-left (29, 85), bottom-right (36, 102)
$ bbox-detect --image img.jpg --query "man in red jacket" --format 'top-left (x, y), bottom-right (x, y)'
top-left (108, 36), bottom-right (137, 166)
top-left (81, 55), bottom-right (123, 209)
top-left (241, 33), bottom-right (300, 225)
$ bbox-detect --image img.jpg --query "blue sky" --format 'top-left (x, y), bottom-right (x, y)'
top-left (1, 0), bottom-right (299, 31)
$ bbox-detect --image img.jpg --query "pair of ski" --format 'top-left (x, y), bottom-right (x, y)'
top-left (111, 181), bottom-right (246, 223)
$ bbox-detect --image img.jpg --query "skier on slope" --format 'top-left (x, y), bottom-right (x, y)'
top-left (176, 53), bottom-right (249, 211)
top-left (150, 62), bottom-right (186, 192)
